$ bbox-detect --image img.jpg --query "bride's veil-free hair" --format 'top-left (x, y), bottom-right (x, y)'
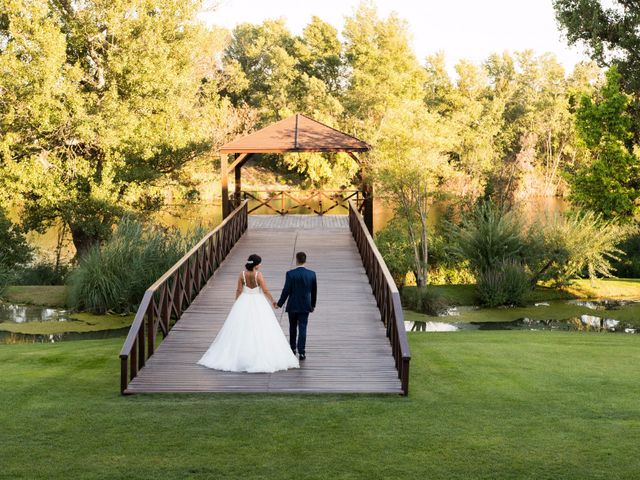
top-left (245, 254), bottom-right (262, 271)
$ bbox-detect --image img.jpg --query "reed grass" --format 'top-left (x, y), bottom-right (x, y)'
top-left (67, 218), bottom-right (206, 314)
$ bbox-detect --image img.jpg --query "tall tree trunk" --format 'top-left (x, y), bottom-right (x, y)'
top-left (418, 199), bottom-right (429, 287)
top-left (69, 224), bottom-right (100, 259)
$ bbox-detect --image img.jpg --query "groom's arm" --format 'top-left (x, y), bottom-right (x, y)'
top-left (311, 272), bottom-right (317, 311)
top-left (277, 272), bottom-right (292, 308)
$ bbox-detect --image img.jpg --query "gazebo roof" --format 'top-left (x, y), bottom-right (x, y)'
top-left (219, 113), bottom-right (370, 154)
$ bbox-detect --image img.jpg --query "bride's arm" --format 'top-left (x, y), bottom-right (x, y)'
top-left (257, 272), bottom-right (275, 304)
top-left (235, 273), bottom-right (243, 299)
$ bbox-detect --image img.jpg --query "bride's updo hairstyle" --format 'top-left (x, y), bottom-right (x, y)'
top-left (245, 254), bottom-right (261, 271)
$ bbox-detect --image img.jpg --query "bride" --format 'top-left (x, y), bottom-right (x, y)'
top-left (198, 254), bottom-right (299, 373)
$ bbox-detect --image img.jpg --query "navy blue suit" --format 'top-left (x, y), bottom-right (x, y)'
top-left (277, 266), bottom-right (317, 355)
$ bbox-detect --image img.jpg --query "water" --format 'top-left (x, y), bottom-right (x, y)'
top-left (0, 302), bottom-right (131, 344)
top-left (0, 303), bottom-right (72, 323)
top-left (0, 328), bottom-right (129, 345)
top-left (405, 298), bottom-right (640, 333)
top-left (405, 317), bottom-right (638, 333)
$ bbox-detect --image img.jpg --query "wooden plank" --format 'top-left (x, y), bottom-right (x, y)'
top-left (127, 215), bottom-right (402, 394)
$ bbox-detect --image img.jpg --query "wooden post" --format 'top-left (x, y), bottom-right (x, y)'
top-left (363, 182), bottom-right (374, 235)
top-left (221, 153), bottom-right (229, 218)
top-left (234, 162), bottom-right (241, 207)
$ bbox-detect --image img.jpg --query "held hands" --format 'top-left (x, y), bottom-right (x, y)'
top-left (272, 301), bottom-right (280, 309)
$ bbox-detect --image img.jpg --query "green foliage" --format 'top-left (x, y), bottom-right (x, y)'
top-left (553, 0), bottom-right (640, 95)
top-left (569, 68), bottom-right (640, 219)
top-left (610, 228), bottom-right (640, 277)
top-left (377, 214), bottom-right (474, 287)
top-left (400, 287), bottom-right (448, 315)
top-left (342, 3), bottom-right (426, 138)
top-left (373, 101), bottom-right (454, 286)
top-left (475, 259), bottom-right (530, 307)
top-left (450, 201), bottom-right (526, 274)
top-left (375, 219), bottom-right (413, 288)
top-left (0, 264), bottom-right (11, 296)
top-left (451, 199), bottom-right (625, 293)
top-left (12, 262), bottom-right (69, 286)
top-left (0, 208), bottom-right (32, 268)
top-left (528, 210), bottom-right (624, 285)
top-left (0, 0), bottom-right (235, 253)
top-left (67, 219), bottom-right (206, 314)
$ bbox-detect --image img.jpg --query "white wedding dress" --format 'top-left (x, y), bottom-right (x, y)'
top-left (197, 271), bottom-right (299, 373)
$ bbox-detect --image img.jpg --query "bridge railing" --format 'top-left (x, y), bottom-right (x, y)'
top-left (119, 200), bottom-right (248, 394)
top-left (242, 189), bottom-right (363, 215)
top-left (348, 200), bottom-right (411, 395)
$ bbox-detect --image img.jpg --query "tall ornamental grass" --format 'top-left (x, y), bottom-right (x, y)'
top-left (67, 218), bottom-right (206, 314)
top-left (451, 201), bottom-right (625, 306)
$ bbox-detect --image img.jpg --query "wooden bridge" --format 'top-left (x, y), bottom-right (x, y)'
top-left (119, 201), bottom-right (410, 395)
top-left (120, 114), bottom-right (410, 395)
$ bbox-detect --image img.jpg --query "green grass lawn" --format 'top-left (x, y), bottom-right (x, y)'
top-left (426, 278), bottom-right (640, 307)
top-left (2, 285), bottom-right (67, 307)
top-left (1, 332), bottom-right (638, 479)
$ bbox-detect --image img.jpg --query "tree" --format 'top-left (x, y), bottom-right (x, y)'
top-left (0, 208), bottom-right (32, 268)
top-left (225, 18), bottom-right (343, 122)
top-left (342, 3), bottom-right (426, 140)
top-left (570, 67), bottom-right (640, 219)
top-left (375, 218), bottom-right (413, 289)
top-left (0, 0), bottom-right (229, 255)
top-left (424, 54), bottom-right (501, 198)
top-left (553, 0), bottom-right (640, 143)
top-left (373, 101), bottom-right (453, 287)
top-left (553, 0), bottom-right (640, 94)
top-left (224, 17), bottom-right (349, 186)
top-left (481, 51), bottom-right (588, 206)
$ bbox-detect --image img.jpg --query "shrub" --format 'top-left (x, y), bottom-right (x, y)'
top-left (377, 214), bottom-right (475, 288)
top-left (376, 219), bottom-right (414, 288)
top-left (476, 259), bottom-right (529, 307)
top-left (67, 218), bottom-right (207, 314)
top-left (604, 226), bottom-right (640, 278)
top-left (12, 261), bottom-right (70, 285)
top-left (0, 208), bottom-right (33, 268)
top-left (527, 210), bottom-right (624, 285)
top-left (0, 263), bottom-right (11, 296)
top-left (450, 201), bottom-right (527, 273)
top-left (401, 287), bottom-right (448, 315)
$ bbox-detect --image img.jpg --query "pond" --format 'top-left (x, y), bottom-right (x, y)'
top-left (405, 299), bottom-right (640, 333)
top-left (0, 302), bottom-right (132, 344)
top-left (0, 328), bottom-right (130, 345)
top-left (0, 303), bottom-right (72, 323)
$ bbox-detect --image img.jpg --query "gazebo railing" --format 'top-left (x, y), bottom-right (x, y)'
top-left (242, 189), bottom-right (363, 215)
top-left (348, 200), bottom-right (411, 395)
top-left (119, 201), bottom-right (248, 394)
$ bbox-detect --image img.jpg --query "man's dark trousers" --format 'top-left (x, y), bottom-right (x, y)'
top-left (288, 312), bottom-right (309, 355)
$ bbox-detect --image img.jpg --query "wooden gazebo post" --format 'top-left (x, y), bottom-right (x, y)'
top-left (234, 154), bottom-right (242, 206)
top-left (219, 114), bottom-right (372, 233)
top-left (220, 153), bottom-right (229, 218)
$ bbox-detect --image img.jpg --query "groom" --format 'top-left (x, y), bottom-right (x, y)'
top-left (275, 251), bottom-right (317, 361)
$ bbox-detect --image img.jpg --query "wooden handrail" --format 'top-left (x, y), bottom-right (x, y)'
top-left (348, 200), bottom-right (411, 395)
top-left (119, 201), bottom-right (248, 394)
top-left (243, 189), bottom-right (362, 215)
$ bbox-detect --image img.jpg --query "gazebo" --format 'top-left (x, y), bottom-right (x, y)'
top-left (218, 113), bottom-right (374, 233)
